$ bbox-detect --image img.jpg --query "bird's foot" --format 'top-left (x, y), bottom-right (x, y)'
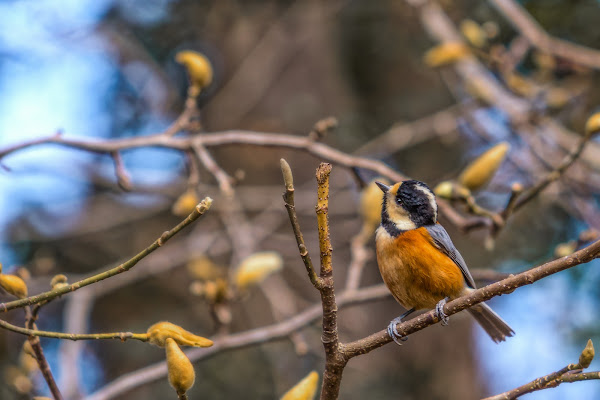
top-left (387, 316), bottom-right (409, 346)
top-left (435, 297), bottom-right (450, 326)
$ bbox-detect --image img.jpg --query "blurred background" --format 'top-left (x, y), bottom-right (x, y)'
top-left (1, 0), bottom-right (600, 399)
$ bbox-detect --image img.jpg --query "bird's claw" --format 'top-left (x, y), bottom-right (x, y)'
top-left (387, 317), bottom-right (408, 346)
top-left (435, 297), bottom-right (450, 326)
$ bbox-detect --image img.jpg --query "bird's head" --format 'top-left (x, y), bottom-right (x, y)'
top-left (376, 179), bottom-right (438, 231)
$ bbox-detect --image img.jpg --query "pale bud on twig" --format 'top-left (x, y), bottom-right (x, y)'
top-left (165, 338), bottom-right (196, 396)
top-left (234, 251), bottom-right (283, 289)
top-left (146, 321), bottom-right (213, 348)
top-left (579, 339), bottom-right (595, 369)
top-left (280, 371), bottom-right (319, 400)
top-left (458, 142), bottom-right (509, 191)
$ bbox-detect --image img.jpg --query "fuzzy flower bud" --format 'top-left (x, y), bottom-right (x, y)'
top-left (579, 339), bottom-right (595, 369)
top-left (175, 50), bottom-right (213, 93)
top-left (234, 252), bottom-right (283, 289)
top-left (0, 274), bottom-right (28, 299)
top-left (50, 274), bottom-right (68, 290)
top-left (280, 371), bottom-right (319, 400)
top-left (460, 19), bottom-right (487, 48)
top-left (147, 321), bottom-right (213, 348)
top-left (585, 112), bottom-right (600, 137)
top-left (424, 42), bottom-right (470, 68)
top-left (458, 142), bottom-right (509, 191)
top-left (165, 338), bottom-right (195, 396)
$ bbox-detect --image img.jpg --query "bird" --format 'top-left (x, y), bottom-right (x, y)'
top-left (375, 179), bottom-right (514, 345)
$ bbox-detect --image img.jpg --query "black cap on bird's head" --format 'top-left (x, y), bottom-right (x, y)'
top-left (377, 179), bottom-right (438, 233)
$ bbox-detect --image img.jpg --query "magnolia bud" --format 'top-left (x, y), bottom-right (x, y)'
top-left (458, 142), bottom-right (509, 191)
top-left (280, 371), bottom-right (319, 400)
top-left (175, 50), bottom-right (213, 93)
top-left (460, 19), bottom-right (487, 48)
top-left (424, 42), bottom-right (470, 68)
top-left (50, 274), bottom-right (68, 290)
top-left (585, 112), bottom-right (600, 136)
top-left (147, 321), bottom-right (213, 348)
top-left (0, 274), bottom-right (28, 298)
top-left (579, 339), bottom-right (595, 369)
top-left (234, 252), bottom-right (283, 289)
top-left (165, 338), bottom-right (195, 396)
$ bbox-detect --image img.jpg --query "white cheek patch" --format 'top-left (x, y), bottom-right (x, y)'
top-left (414, 183), bottom-right (437, 222)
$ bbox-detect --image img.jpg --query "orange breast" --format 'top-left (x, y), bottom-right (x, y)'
top-left (376, 227), bottom-right (466, 310)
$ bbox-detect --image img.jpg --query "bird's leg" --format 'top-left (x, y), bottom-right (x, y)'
top-left (435, 297), bottom-right (450, 326)
top-left (387, 308), bottom-right (415, 345)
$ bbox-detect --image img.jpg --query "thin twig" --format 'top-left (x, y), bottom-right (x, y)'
top-left (0, 317), bottom-right (149, 342)
top-left (280, 159), bottom-right (322, 288)
top-left (489, 0), bottom-right (600, 70)
top-left (25, 306), bottom-right (63, 400)
top-left (110, 151), bottom-right (132, 191)
top-left (483, 339), bottom-right (597, 400)
top-left (0, 198), bottom-right (213, 313)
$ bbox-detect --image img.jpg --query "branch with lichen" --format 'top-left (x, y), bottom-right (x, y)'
top-left (0, 197), bottom-right (212, 313)
top-left (482, 339), bottom-right (597, 400)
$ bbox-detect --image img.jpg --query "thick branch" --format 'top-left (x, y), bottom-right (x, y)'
top-left (0, 198), bottom-right (213, 313)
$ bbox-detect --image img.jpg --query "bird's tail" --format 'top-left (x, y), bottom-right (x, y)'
top-left (467, 302), bottom-right (514, 343)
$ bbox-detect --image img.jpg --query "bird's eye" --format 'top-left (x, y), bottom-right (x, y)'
top-left (396, 198), bottom-right (403, 205)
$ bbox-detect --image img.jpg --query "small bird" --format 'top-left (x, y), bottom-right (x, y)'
top-left (375, 180), bottom-right (514, 344)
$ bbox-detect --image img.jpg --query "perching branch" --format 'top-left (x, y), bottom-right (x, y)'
top-left (0, 197), bottom-right (213, 313)
top-left (483, 339), bottom-right (597, 400)
top-left (342, 237), bottom-right (600, 358)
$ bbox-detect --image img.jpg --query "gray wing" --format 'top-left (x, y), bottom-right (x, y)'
top-left (426, 224), bottom-right (476, 289)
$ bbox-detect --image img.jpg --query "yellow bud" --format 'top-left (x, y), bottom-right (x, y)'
top-left (585, 112), bottom-right (600, 136)
top-left (172, 189), bottom-right (199, 216)
top-left (554, 241), bottom-right (577, 258)
top-left (175, 50), bottom-right (213, 92)
top-left (579, 339), bottom-right (595, 368)
top-left (505, 72), bottom-right (535, 97)
top-left (424, 42), bottom-right (470, 68)
top-left (19, 348), bottom-right (38, 374)
top-left (458, 142), bottom-right (510, 191)
top-left (433, 181), bottom-right (455, 199)
top-left (202, 278), bottom-right (229, 303)
top-left (165, 338), bottom-right (195, 396)
top-left (359, 178), bottom-right (389, 235)
top-left (0, 274), bottom-right (28, 298)
top-left (234, 251), bottom-right (283, 289)
top-left (50, 274), bottom-right (68, 290)
top-left (187, 255), bottom-right (222, 281)
top-left (460, 19), bottom-right (487, 48)
top-left (147, 321), bottom-right (213, 348)
top-left (280, 371), bottom-right (319, 400)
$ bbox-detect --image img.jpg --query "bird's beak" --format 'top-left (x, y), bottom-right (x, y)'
top-left (375, 181), bottom-right (391, 193)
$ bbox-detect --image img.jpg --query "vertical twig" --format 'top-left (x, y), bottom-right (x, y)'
top-left (25, 306), bottom-right (64, 400)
